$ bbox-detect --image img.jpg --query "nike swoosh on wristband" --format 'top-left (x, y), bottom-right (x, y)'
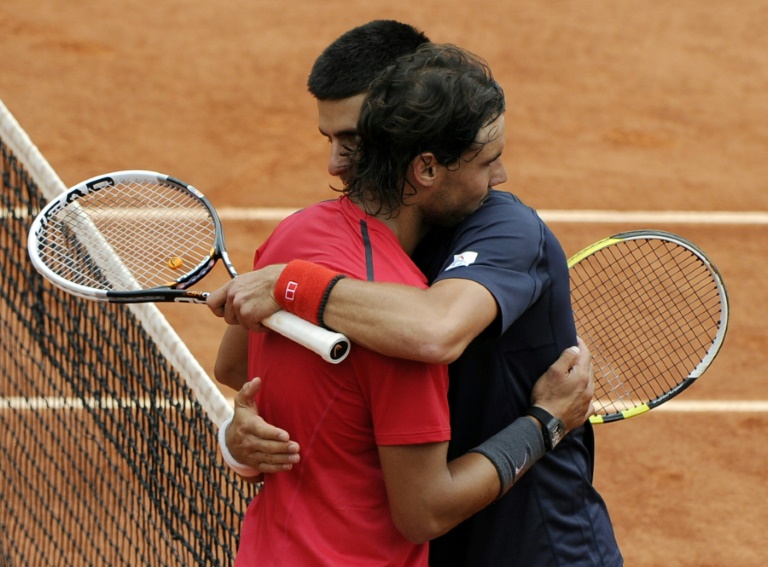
top-left (445, 251), bottom-right (478, 271)
top-left (513, 454), bottom-right (528, 480)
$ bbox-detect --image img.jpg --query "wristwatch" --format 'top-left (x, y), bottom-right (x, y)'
top-left (526, 406), bottom-right (566, 451)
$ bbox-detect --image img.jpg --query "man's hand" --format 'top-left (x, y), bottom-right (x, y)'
top-left (206, 264), bottom-right (285, 330)
top-left (530, 337), bottom-right (595, 434)
top-left (226, 377), bottom-right (301, 474)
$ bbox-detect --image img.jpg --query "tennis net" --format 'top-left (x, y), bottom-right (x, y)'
top-left (0, 100), bottom-right (251, 566)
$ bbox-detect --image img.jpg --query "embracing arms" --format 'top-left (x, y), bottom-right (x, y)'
top-left (218, 340), bottom-right (594, 541)
top-left (208, 264), bottom-right (497, 365)
top-left (207, 262), bottom-right (594, 541)
top-left (378, 340), bottom-right (593, 542)
top-left (208, 262), bottom-right (501, 477)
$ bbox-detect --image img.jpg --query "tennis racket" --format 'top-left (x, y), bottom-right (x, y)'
top-left (27, 170), bottom-right (350, 364)
top-left (568, 230), bottom-right (729, 424)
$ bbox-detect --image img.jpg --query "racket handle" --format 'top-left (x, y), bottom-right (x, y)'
top-left (262, 311), bottom-right (350, 364)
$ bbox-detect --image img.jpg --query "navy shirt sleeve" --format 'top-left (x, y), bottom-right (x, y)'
top-left (418, 190), bottom-right (575, 345)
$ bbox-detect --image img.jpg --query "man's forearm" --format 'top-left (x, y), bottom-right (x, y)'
top-left (212, 262), bottom-right (496, 363)
top-left (323, 278), bottom-right (441, 360)
top-left (321, 275), bottom-right (497, 363)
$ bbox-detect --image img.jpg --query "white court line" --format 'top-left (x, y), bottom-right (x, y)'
top-left (1, 397), bottom-right (767, 413)
top-left (6, 207), bottom-right (768, 224)
top-left (213, 208), bottom-right (768, 225)
top-left (539, 210), bottom-right (768, 225)
top-left (654, 400), bottom-right (768, 412)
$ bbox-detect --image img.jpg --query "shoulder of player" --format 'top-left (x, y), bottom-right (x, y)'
top-left (269, 198), bottom-right (365, 238)
top-left (454, 190), bottom-right (544, 240)
top-left (469, 190), bottom-right (539, 225)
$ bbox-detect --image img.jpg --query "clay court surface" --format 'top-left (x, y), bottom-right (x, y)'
top-left (3, 1), bottom-right (767, 565)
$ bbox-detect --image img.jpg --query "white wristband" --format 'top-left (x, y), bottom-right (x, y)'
top-left (218, 416), bottom-right (260, 477)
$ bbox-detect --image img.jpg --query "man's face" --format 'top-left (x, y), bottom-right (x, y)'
top-left (316, 93), bottom-right (366, 183)
top-left (420, 114), bottom-right (508, 227)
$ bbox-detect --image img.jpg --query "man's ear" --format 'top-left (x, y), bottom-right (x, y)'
top-left (409, 152), bottom-right (439, 187)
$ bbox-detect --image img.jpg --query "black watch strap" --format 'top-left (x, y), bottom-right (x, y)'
top-left (526, 406), bottom-right (565, 451)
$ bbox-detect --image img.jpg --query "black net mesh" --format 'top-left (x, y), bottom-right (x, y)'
top-left (0, 110), bottom-right (252, 566)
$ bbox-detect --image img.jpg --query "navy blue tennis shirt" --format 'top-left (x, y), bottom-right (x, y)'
top-left (414, 190), bottom-right (623, 567)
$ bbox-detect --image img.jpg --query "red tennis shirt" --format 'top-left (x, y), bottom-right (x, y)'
top-left (236, 196), bottom-right (451, 566)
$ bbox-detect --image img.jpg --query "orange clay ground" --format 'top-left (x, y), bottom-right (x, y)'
top-left (3, 1), bottom-right (767, 565)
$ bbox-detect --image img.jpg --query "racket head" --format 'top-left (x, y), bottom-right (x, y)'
top-left (568, 230), bottom-right (729, 424)
top-left (28, 170), bottom-right (235, 303)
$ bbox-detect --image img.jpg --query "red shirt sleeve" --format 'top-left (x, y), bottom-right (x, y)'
top-left (352, 349), bottom-right (451, 446)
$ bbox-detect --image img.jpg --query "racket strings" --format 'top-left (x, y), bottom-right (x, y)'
top-left (35, 179), bottom-right (217, 291)
top-left (571, 237), bottom-right (722, 415)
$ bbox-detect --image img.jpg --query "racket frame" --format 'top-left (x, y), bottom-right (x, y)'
top-left (27, 170), bottom-right (234, 304)
top-left (28, 170), bottom-right (351, 364)
top-left (568, 230), bottom-right (730, 424)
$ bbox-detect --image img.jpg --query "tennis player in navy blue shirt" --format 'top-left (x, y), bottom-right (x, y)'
top-left (415, 189), bottom-right (622, 566)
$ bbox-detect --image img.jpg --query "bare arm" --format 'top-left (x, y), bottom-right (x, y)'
top-left (322, 278), bottom-right (496, 364)
top-left (379, 442), bottom-right (499, 543)
top-left (213, 325), bottom-right (249, 391)
top-left (207, 264), bottom-right (498, 364)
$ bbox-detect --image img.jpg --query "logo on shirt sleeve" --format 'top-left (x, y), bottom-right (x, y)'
top-left (445, 251), bottom-right (478, 271)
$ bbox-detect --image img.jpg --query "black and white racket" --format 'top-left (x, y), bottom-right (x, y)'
top-left (27, 170), bottom-right (350, 364)
top-left (568, 230), bottom-right (729, 423)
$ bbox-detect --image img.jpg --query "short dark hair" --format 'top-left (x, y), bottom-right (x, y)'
top-left (308, 20), bottom-right (430, 100)
top-left (345, 43), bottom-right (506, 217)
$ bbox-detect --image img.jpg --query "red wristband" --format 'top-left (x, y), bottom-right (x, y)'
top-left (274, 260), bottom-right (345, 327)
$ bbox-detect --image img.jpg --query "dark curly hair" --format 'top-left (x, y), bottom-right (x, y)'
top-left (344, 43), bottom-right (505, 217)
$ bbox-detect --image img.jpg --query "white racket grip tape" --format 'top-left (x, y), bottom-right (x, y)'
top-left (261, 310), bottom-right (350, 364)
